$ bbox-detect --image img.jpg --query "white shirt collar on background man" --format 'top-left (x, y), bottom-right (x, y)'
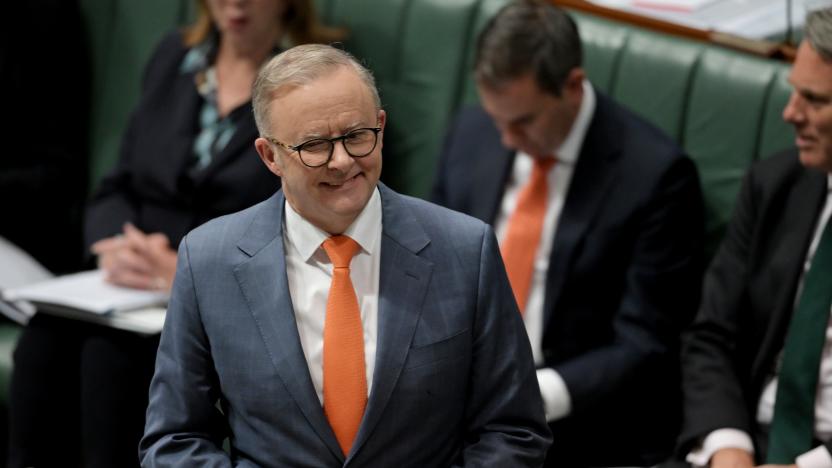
top-left (494, 80), bottom-right (596, 424)
top-left (550, 79), bottom-right (596, 166)
top-left (282, 187), bottom-right (382, 405)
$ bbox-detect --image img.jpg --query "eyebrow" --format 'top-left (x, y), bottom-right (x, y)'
top-left (297, 121), bottom-right (371, 142)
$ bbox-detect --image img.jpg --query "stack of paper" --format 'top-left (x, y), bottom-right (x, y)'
top-left (0, 238), bottom-right (169, 334)
top-left (4, 270), bottom-right (168, 315)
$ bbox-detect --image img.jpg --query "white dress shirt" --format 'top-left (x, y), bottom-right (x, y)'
top-left (494, 80), bottom-right (596, 422)
top-left (282, 188), bottom-right (382, 405)
top-left (689, 175), bottom-right (832, 468)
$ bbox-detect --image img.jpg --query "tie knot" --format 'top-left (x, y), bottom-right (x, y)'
top-left (322, 235), bottom-right (360, 268)
top-left (533, 155), bottom-right (557, 173)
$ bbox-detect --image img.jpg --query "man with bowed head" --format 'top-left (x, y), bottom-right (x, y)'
top-left (140, 44), bottom-right (551, 467)
top-left (433, 1), bottom-right (704, 466)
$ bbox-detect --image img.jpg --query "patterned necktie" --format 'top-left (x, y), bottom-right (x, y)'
top-left (501, 156), bottom-right (557, 313)
top-left (321, 235), bottom-right (367, 456)
top-left (767, 216), bottom-right (832, 463)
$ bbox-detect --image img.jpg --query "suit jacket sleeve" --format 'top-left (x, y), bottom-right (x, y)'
top-left (140, 236), bottom-right (232, 467)
top-left (454, 225), bottom-right (552, 467)
top-left (677, 167), bottom-right (758, 454)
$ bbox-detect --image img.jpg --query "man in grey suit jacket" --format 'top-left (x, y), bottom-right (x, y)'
top-left (140, 44), bottom-right (551, 467)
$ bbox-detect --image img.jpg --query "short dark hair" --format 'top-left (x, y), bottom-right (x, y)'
top-left (474, 0), bottom-right (582, 96)
top-left (806, 7), bottom-right (832, 62)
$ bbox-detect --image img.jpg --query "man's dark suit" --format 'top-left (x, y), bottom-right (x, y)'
top-left (679, 149), bottom-right (832, 461)
top-left (141, 184), bottom-right (552, 467)
top-left (432, 92), bottom-right (705, 467)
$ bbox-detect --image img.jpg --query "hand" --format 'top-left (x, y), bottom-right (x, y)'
top-left (710, 448), bottom-right (754, 468)
top-left (91, 223), bottom-right (177, 291)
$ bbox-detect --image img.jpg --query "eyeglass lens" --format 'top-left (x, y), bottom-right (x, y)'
top-left (298, 128), bottom-right (377, 167)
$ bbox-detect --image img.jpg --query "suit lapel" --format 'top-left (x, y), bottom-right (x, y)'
top-left (232, 192), bottom-right (343, 461)
top-left (752, 165), bottom-right (828, 385)
top-left (160, 72), bottom-right (202, 188)
top-left (192, 106), bottom-right (259, 186)
top-left (348, 184), bottom-right (433, 460)
top-left (542, 97), bottom-right (621, 331)
top-left (472, 124), bottom-right (515, 224)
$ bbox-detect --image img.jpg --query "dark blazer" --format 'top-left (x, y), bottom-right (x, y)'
top-left (679, 149), bottom-right (831, 461)
top-left (432, 92), bottom-right (705, 467)
top-left (141, 184), bottom-right (552, 467)
top-left (84, 32), bottom-right (279, 251)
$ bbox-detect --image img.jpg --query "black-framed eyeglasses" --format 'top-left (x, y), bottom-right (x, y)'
top-left (265, 126), bottom-right (382, 168)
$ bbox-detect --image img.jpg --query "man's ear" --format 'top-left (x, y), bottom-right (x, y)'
top-left (564, 67), bottom-right (585, 94)
top-left (563, 67), bottom-right (585, 105)
top-left (377, 109), bottom-right (387, 131)
top-left (254, 137), bottom-right (283, 177)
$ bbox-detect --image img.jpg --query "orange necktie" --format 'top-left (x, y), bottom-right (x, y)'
top-left (501, 156), bottom-right (556, 313)
top-left (321, 235), bottom-right (367, 456)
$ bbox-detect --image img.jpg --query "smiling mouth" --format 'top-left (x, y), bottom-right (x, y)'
top-left (322, 173), bottom-right (361, 188)
top-left (796, 134), bottom-right (816, 148)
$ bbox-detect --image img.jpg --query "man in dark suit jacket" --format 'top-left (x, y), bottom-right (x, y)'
top-left (432, 2), bottom-right (704, 466)
top-left (140, 44), bottom-right (551, 467)
top-left (678, 8), bottom-right (832, 468)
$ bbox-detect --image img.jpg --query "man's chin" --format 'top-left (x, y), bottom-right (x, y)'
top-left (797, 148), bottom-right (832, 173)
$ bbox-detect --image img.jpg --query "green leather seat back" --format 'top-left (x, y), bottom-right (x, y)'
top-left (572, 12), bottom-right (628, 94)
top-left (80, 0), bottom-right (193, 189)
top-left (460, 0), bottom-right (513, 106)
top-left (758, 67), bottom-right (795, 158)
top-left (327, 0), bottom-right (491, 197)
top-left (683, 47), bottom-right (783, 256)
top-left (611, 30), bottom-right (703, 140)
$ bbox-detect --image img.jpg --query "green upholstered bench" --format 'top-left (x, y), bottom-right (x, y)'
top-left (574, 11), bottom-right (794, 256)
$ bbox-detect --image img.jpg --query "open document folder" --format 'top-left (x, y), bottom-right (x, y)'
top-left (0, 238), bottom-right (168, 334)
top-left (4, 270), bottom-right (168, 315)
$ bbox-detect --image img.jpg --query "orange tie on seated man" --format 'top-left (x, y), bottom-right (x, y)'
top-left (501, 156), bottom-right (556, 314)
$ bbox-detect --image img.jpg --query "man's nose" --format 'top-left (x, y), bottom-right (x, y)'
top-left (327, 141), bottom-right (354, 171)
top-left (500, 128), bottom-right (520, 150)
top-left (783, 91), bottom-right (806, 125)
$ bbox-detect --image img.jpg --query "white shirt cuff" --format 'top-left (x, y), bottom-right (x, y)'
top-left (685, 428), bottom-right (754, 467)
top-left (536, 368), bottom-right (571, 422)
top-left (796, 445), bottom-right (832, 468)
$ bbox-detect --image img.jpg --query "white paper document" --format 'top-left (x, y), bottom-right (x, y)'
top-left (630, 0), bottom-right (720, 11)
top-left (3, 270), bottom-right (168, 315)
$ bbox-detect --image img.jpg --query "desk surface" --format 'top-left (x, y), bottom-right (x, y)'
top-left (588, 0), bottom-right (817, 41)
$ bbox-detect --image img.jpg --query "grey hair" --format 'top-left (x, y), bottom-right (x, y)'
top-left (806, 7), bottom-right (832, 62)
top-left (474, 0), bottom-right (582, 96)
top-left (252, 44), bottom-right (381, 135)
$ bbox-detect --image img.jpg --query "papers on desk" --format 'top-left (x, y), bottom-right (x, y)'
top-left (631, 0), bottom-right (720, 12)
top-left (4, 270), bottom-right (168, 315)
top-left (0, 236), bottom-right (53, 324)
top-left (2, 270), bottom-right (168, 335)
top-left (0, 238), bottom-right (169, 334)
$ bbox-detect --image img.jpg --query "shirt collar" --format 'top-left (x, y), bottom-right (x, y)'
top-left (554, 80), bottom-right (595, 165)
top-left (284, 187), bottom-right (382, 262)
